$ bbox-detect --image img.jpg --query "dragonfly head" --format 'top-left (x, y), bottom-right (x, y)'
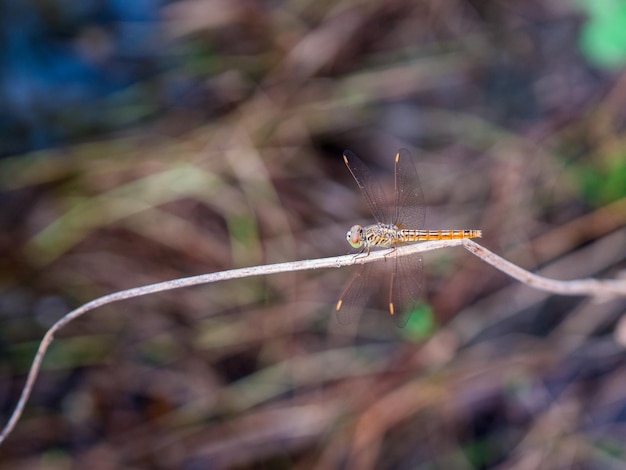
top-left (346, 225), bottom-right (364, 248)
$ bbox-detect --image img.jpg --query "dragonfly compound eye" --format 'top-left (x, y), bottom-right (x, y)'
top-left (347, 225), bottom-right (363, 248)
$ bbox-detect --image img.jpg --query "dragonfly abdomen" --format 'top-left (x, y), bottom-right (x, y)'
top-left (399, 229), bottom-right (482, 241)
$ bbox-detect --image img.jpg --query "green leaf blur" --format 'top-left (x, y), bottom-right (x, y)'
top-left (578, 0), bottom-right (626, 68)
top-left (571, 151), bottom-right (626, 205)
top-left (402, 302), bottom-right (436, 341)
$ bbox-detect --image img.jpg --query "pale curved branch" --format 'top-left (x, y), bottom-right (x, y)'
top-left (1, 239), bottom-right (625, 445)
top-left (462, 240), bottom-right (626, 297)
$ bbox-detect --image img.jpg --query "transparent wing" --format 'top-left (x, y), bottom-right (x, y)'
top-left (338, 251), bottom-right (423, 328)
top-left (343, 150), bottom-right (389, 224)
top-left (389, 251), bottom-right (423, 327)
top-left (335, 262), bottom-right (374, 325)
top-left (337, 149), bottom-right (426, 328)
top-left (393, 148), bottom-right (425, 230)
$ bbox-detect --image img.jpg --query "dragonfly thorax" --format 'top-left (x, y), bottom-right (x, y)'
top-left (347, 223), bottom-right (400, 249)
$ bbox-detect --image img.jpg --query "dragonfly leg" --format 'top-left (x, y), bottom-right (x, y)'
top-left (382, 246), bottom-right (397, 262)
top-left (353, 247), bottom-right (371, 262)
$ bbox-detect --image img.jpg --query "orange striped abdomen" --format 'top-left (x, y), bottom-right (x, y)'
top-left (399, 229), bottom-right (481, 241)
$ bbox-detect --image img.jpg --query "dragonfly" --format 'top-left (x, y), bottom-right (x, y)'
top-left (336, 149), bottom-right (482, 327)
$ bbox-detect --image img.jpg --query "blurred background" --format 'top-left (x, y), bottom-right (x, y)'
top-left (1, 0), bottom-right (626, 468)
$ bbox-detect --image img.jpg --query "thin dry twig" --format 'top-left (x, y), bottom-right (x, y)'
top-left (1, 239), bottom-right (625, 445)
top-left (463, 241), bottom-right (626, 297)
